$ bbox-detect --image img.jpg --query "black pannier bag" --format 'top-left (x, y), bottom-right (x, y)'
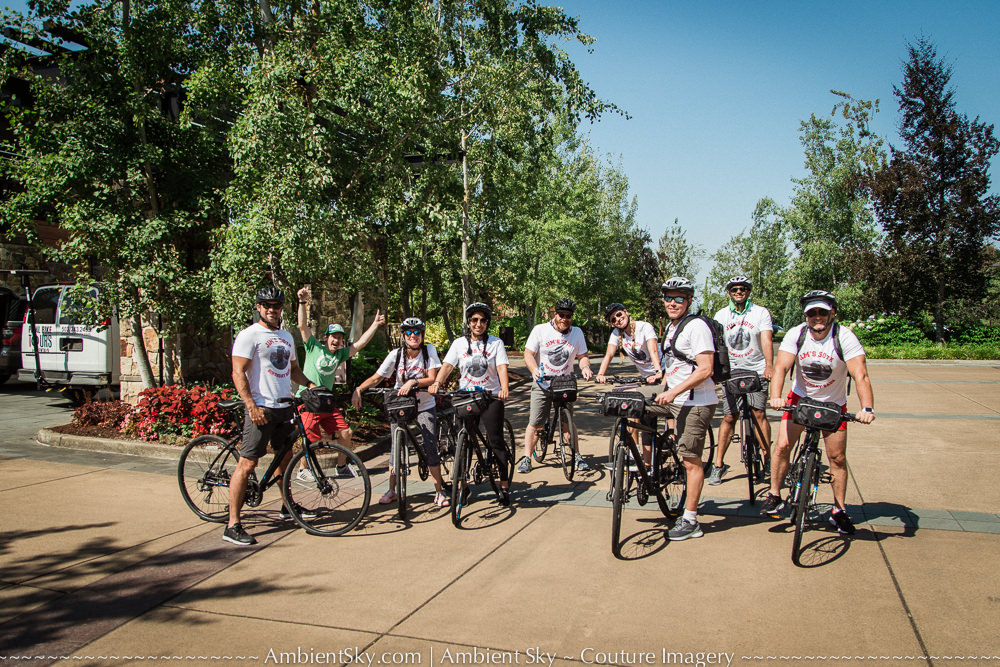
top-left (725, 369), bottom-right (762, 396)
top-left (384, 391), bottom-right (419, 424)
top-left (301, 387), bottom-right (337, 413)
top-left (600, 391), bottom-right (646, 418)
top-left (792, 397), bottom-right (844, 431)
top-left (548, 374), bottom-right (578, 402)
top-left (451, 390), bottom-right (491, 417)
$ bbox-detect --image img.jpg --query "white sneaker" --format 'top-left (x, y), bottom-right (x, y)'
top-left (296, 468), bottom-right (315, 482)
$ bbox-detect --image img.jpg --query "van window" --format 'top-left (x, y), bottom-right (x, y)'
top-left (58, 287), bottom-right (100, 325)
top-left (31, 287), bottom-right (61, 325)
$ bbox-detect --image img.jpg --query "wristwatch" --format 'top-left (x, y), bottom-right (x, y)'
top-left (862, 407), bottom-right (875, 414)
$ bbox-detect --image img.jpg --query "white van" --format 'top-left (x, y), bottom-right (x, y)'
top-left (18, 283), bottom-right (121, 390)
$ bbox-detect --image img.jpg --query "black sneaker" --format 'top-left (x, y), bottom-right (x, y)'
top-left (222, 523), bottom-right (256, 546)
top-left (760, 493), bottom-right (785, 518)
top-left (497, 489), bottom-right (511, 507)
top-left (829, 510), bottom-right (856, 535)
top-left (279, 503), bottom-right (318, 520)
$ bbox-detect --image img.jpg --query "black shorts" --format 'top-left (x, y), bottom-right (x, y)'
top-left (241, 406), bottom-right (297, 459)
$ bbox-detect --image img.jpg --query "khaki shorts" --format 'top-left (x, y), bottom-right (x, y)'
top-left (528, 385), bottom-right (574, 427)
top-left (667, 403), bottom-right (717, 459)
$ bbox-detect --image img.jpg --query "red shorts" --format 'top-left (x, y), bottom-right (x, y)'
top-left (298, 405), bottom-right (349, 441)
top-left (781, 391), bottom-right (847, 432)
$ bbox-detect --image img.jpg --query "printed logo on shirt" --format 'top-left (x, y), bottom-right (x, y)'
top-left (625, 341), bottom-right (648, 362)
top-left (728, 328), bottom-right (752, 351)
top-left (316, 354), bottom-right (340, 376)
top-left (269, 344), bottom-right (290, 370)
top-left (548, 344), bottom-right (570, 369)
top-left (466, 353), bottom-right (489, 379)
top-left (801, 361), bottom-right (833, 383)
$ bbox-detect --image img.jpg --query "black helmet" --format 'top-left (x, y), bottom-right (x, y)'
top-left (465, 302), bottom-right (492, 321)
top-left (800, 290), bottom-right (838, 311)
top-left (661, 277), bottom-right (695, 296)
top-left (400, 317), bottom-right (425, 332)
top-left (255, 286), bottom-right (285, 304)
top-left (604, 302), bottom-right (626, 322)
top-left (725, 276), bottom-right (752, 291)
top-left (553, 298), bottom-right (576, 313)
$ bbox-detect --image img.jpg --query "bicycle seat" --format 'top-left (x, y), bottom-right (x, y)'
top-left (218, 400), bottom-right (245, 411)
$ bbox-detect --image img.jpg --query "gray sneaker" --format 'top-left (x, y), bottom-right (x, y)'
top-left (667, 516), bottom-right (703, 541)
top-left (517, 457), bottom-right (532, 474)
top-left (707, 463), bottom-right (730, 486)
top-left (575, 453), bottom-right (590, 471)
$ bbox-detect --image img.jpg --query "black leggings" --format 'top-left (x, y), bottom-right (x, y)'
top-left (466, 398), bottom-right (509, 482)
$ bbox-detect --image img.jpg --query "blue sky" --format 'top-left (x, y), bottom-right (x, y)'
top-left (554, 0), bottom-right (1000, 265)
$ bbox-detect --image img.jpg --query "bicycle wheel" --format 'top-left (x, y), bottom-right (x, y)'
top-left (178, 435), bottom-right (239, 522)
top-left (451, 430), bottom-right (472, 527)
top-left (656, 448), bottom-right (687, 517)
top-left (610, 445), bottom-right (627, 559)
top-left (557, 407), bottom-right (576, 482)
top-left (607, 417), bottom-right (625, 462)
top-left (791, 450), bottom-right (819, 565)
top-left (702, 423), bottom-right (716, 475)
top-left (482, 434), bottom-right (503, 496)
top-left (742, 417), bottom-right (758, 504)
top-left (393, 428), bottom-right (408, 521)
top-left (502, 419), bottom-right (516, 481)
top-left (532, 418), bottom-right (549, 462)
top-left (281, 443), bottom-right (371, 536)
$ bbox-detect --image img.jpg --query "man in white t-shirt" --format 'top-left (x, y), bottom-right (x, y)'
top-left (519, 298), bottom-right (593, 474)
top-left (654, 277), bottom-right (719, 541)
top-left (764, 290), bottom-right (875, 535)
top-left (225, 286), bottom-right (317, 546)
top-left (709, 276), bottom-right (774, 485)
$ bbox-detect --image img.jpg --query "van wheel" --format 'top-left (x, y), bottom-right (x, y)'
top-left (0, 373), bottom-right (9, 386)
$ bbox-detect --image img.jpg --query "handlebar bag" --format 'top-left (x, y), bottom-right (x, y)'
top-left (725, 369), bottom-right (762, 396)
top-left (451, 391), bottom-right (491, 417)
top-left (301, 387), bottom-right (338, 413)
top-left (600, 391), bottom-right (646, 418)
top-left (384, 392), bottom-right (419, 424)
top-left (548, 374), bottom-right (578, 402)
top-left (792, 397), bottom-right (844, 431)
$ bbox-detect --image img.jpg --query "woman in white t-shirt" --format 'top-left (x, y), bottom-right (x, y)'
top-left (595, 303), bottom-right (664, 456)
top-left (430, 303), bottom-right (512, 506)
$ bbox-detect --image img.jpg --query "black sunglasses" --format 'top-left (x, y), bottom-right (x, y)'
top-left (729, 286), bottom-right (748, 293)
top-left (805, 309), bottom-right (830, 317)
top-left (663, 295), bottom-right (688, 304)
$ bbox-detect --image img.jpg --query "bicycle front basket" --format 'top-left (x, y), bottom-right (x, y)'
top-left (548, 374), bottom-right (578, 402)
top-left (384, 392), bottom-right (419, 424)
top-left (600, 391), bottom-right (646, 418)
top-left (725, 369), bottom-right (762, 396)
top-left (301, 387), bottom-right (337, 413)
top-left (792, 397), bottom-right (844, 431)
top-left (451, 390), bottom-right (491, 417)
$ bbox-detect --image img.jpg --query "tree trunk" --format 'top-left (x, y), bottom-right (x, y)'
top-left (130, 313), bottom-right (156, 389)
top-left (460, 129), bottom-right (471, 314)
top-left (935, 280), bottom-right (946, 343)
top-left (441, 304), bottom-right (455, 343)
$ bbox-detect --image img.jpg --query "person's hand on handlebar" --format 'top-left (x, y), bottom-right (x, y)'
top-left (581, 366), bottom-right (594, 381)
top-left (857, 408), bottom-right (875, 425)
top-left (595, 374), bottom-right (607, 384)
top-left (769, 396), bottom-right (786, 411)
top-left (646, 371), bottom-right (663, 385)
top-left (397, 378), bottom-right (418, 396)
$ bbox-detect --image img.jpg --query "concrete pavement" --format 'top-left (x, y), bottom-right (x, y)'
top-left (1, 359), bottom-right (999, 667)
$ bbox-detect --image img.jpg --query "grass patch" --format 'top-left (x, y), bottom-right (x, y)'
top-left (866, 343), bottom-right (1000, 360)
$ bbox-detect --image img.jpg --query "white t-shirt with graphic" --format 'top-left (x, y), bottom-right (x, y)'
top-left (443, 335), bottom-right (509, 393)
top-left (376, 345), bottom-right (442, 411)
top-left (232, 323), bottom-right (298, 408)
top-left (780, 323), bottom-right (865, 405)
top-left (662, 317), bottom-right (718, 407)
top-left (608, 320), bottom-right (660, 378)
top-left (524, 321), bottom-right (588, 377)
top-left (714, 303), bottom-right (773, 373)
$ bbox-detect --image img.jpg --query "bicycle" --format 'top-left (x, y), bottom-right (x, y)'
top-left (177, 396), bottom-right (372, 537)
top-left (434, 393), bottom-right (460, 474)
top-left (724, 370), bottom-right (769, 504)
top-left (440, 390), bottom-right (516, 526)
top-left (780, 399), bottom-right (861, 565)
top-left (581, 389), bottom-right (687, 559)
top-left (530, 374), bottom-right (580, 481)
top-left (365, 387), bottom-right (434, 521)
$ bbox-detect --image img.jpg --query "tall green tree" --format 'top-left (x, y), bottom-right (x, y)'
top-left (870, 38), bottom-right (1000, 341)
top-left (656, 218), bottom-right (704, 281)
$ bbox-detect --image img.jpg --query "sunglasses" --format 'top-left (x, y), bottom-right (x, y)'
top-left (611, 311), bottom-right (627, 321)
top-left (805, 309), bottom-right (830, 318)
top-left (663, 296), bottom-right (688, 304)
top-left (555, 311), bottom-right (573, 319)
top-left (403, 329), bottom-right (423, 337)
top-left (469, 317), bottom-right (488, 324)
top-left (729, 287), bottom-right (748, 293)
top-left (259, 302), bottom-right (283, 310)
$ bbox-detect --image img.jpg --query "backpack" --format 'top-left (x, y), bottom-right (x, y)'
top-left (791, 322), bottom-right (851, 395)
top-left (383, 345), bottom-right (431, 387)
top-left (666, 312), bottom-right (732, 397)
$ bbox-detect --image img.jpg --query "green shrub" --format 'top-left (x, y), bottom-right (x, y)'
top-left (865, 343), bottom-right (1000, 360)
top-left (844, 314), bottom-right (929, 347)
top-left (953, 325), bottom-right (1000, 345)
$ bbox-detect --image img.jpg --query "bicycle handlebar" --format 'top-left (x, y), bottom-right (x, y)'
top-left (592, 375), bottom-right (646, 385)
top-left (778, 405), bottom-right (861, 424)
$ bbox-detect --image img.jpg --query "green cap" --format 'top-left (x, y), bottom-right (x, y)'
top-left (324, 324), bottom-right (346, 336)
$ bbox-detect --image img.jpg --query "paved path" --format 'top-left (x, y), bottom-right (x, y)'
top-left (1, 361), bottom-right (999, 667)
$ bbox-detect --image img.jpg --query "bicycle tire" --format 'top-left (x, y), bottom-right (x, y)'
top-left (502, 419), bottom-right (516, 481)
top-left (791, 449), bottom-right (819, 564)
top-left (281, 443), bottom-right (371, 536)
top-left (557, 407), bottom-right (576, 481)
top-left (451, 430), bottom-right (472, 527)
top-left (611, 445), bottom-right (627, 559)
top-left (532, 419), bottom-right (549, 462)
top-left (743, 417), bottom-right (758, 504)
top-left (178, 434), bottom-right (239, 523)
top-left (607, 417), bottom-right (626, 462)
top-left (658, 447), bottom-right (687, 517)
top-left (393, 429), bottom-right (408, 521)
top-left (702, 424), bottom-right (716, 475)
